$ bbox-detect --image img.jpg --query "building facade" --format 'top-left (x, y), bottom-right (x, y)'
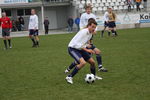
top-left (0, 0), bottom-right (73, 30)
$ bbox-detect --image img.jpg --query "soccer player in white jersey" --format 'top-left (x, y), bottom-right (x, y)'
top-left (75, 5), bottom-right (107, 72)
top-left (66, 20), bottom-right (102, 84)
top-left (28, 9), bottom-right (39, 47)
top-left (101, 8), bottom-right (110, 37)
top-left (80, 5), bottom-right (97, 30)
top-left (65, 18), bottom-right (108, 74)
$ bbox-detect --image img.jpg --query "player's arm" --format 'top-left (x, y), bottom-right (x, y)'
top-left (82, 48), bottom-right (95, 54)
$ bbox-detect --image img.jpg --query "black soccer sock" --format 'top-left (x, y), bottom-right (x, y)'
top-left (108, 32), bottom-right (111, 36)
top-left (90, 66), bottom-right (96, 75)
top-left (114, 31), bottom-right (118, 36)
top-left (8, 39), bottom-right (11, 47)
top-left (111, 30), bottom-right (115, 36)
top-left (96, 54), bottom-right (102, 68)
top-left (36, 41), bottom-right (39, 46)
top-left (68, 61), bottom-right (77, 70)
top-left (68, 66), bottom-right (79, 77)
top-left (3, 40), bottom-right (7, 49)
top-left (31, 38), bottom-right (36, 45)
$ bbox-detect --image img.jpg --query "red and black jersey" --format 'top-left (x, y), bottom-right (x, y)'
top-left (0, 17), bottom-right (12, 29)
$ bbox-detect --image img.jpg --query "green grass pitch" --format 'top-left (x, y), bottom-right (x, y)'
top-left (0, 28), bottom-right (150, 100)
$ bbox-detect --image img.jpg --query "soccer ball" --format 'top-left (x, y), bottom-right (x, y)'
top-left (85, 74), bottom-right (95, 83)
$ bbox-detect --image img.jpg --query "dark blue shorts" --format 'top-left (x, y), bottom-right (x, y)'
top-left (104, 21), bottom-right (109, 27)
top-left (29, 29), bottom-right (39, 36)
top-left (108, 21), bottom-right (116, 28)
top-left (68, 47), bottom-right (91, 64)
top-left (87, 44), bottom-right (96, 50)
top-left (2, 28), bottom-right (10, 37)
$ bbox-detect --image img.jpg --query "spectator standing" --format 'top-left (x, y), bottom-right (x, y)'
top-left (67, 16), bottom-right (74, 33)
top-left (75, 16), bottom-right (80, 32)
top-left (44, 17), bottom-right (50, 35)
top-left (0, 12), bottom-right (12, 50)
top-left (19, 16), bottom-right (25, 31)
top-left (16, 19), bottom-right (21, 31)
top-left (135, 0), bottom-right (142, 12)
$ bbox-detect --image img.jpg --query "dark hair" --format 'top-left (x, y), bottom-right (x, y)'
top-left (88, 18), bottom-right (95, 23)
top-left (87, 18), bottom-right (97, 27)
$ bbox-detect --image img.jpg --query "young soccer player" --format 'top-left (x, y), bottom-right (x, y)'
top-left (65, 18), bottom-right (108, 73)
top-left (79, 5), bottom-right (108, 71)
top-left (80, 5), bottom-right (97, 30)
top-left (28, 9), bottom-right (39, 47)
top-left (66, 20), bottom-right (102, 84)
top-left (101, 9), bottom-right (110, 37)
top-left (107, 8), bottom-right (118, 37)
top-left (0, 12), bottom-right (12, 50)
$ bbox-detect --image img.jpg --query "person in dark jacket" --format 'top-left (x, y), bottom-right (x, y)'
top-left (75, 16), bottom-right (80, 32)
top-left (18, 16), bottom-right (24, 31)
top-left (67, 16), bottom-right (74, 33)
top-left (44, 17), bottom-right (50, 35)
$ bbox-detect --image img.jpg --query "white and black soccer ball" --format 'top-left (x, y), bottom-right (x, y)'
top-left (85, 74), bottom-right (95, 84)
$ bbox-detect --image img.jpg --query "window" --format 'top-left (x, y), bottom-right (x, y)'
top-left (17, 9), bottom-right (24, 16)
top-left (25, 9), bottom-right (31, 15)
top-left (2, 9), bottom-right (11, 16)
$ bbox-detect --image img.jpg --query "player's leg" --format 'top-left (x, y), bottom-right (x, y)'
top-left (34, 30), bottom-right (39, 47)
top-left (93, 48), bottom-right (108, 72)
top-left (29, 30), bottom-right (36, 47)
top-left (101, 21), bottom-right (107, 37)
top-left (64, 61), bottom-right (77, 73)
top-left (66, 48), bottom-right (87, 84)
top-left (108, 28), bottom-right (111, 37)
top-left (111, 29), bottom-right (115, 37)
top-left (3, 37), bottom-right (8, 50)
top-left (35, 36), bottom-right (39, 47)
top-left (6, 29), bottom-right (12, 48)
top-left (7, 36), bottom-right (12, 48)
top-left (114, 27), bottom-right (118, 36)
top-left (87, 58), bottom-right (102, 80)
top-left (2, 29), bottom-right (8, 50)
top-left (101, 26), bottom-right (106, 38)
top-left (108, 22), bottom-right (111, 36)
top-left (66, 58), bottom-right (86, 84)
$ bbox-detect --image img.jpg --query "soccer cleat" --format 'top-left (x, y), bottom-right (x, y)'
top-left (98, 67), bottom-right (108, 72)
top-left (9, 46), bottom-right (12, 49)
top-left (32, 44), bottom-right (37, 48)
top-left (3, 47), bottom-right (8, 50)
top-left (95, 75), bottom-right (103, 80)
top-left (65, 76), bottom-right (73, 84)
top-left (64, 69), bottom-right (70, 74)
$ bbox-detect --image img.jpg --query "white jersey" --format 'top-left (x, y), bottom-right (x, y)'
top-left (103, 12), bottom-right (109, 22)
top-left (68, 28), bottom-right (92, 50)
top-left (28, 14), bottom-right (38, 30)
top-left (80, 13), bottom-right (96, 29)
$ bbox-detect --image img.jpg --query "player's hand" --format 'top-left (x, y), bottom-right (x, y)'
top-left (87, 49), bottom-right (95, 54)
top-left (86, 44), bottom-right (92, 48)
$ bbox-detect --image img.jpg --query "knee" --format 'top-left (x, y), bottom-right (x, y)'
top-left (80, 60), bottom-right (86, 66)
top-left (90, 60), bottom-right (95, 66)
top-left (95, 49), bottom-right (101, 54)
